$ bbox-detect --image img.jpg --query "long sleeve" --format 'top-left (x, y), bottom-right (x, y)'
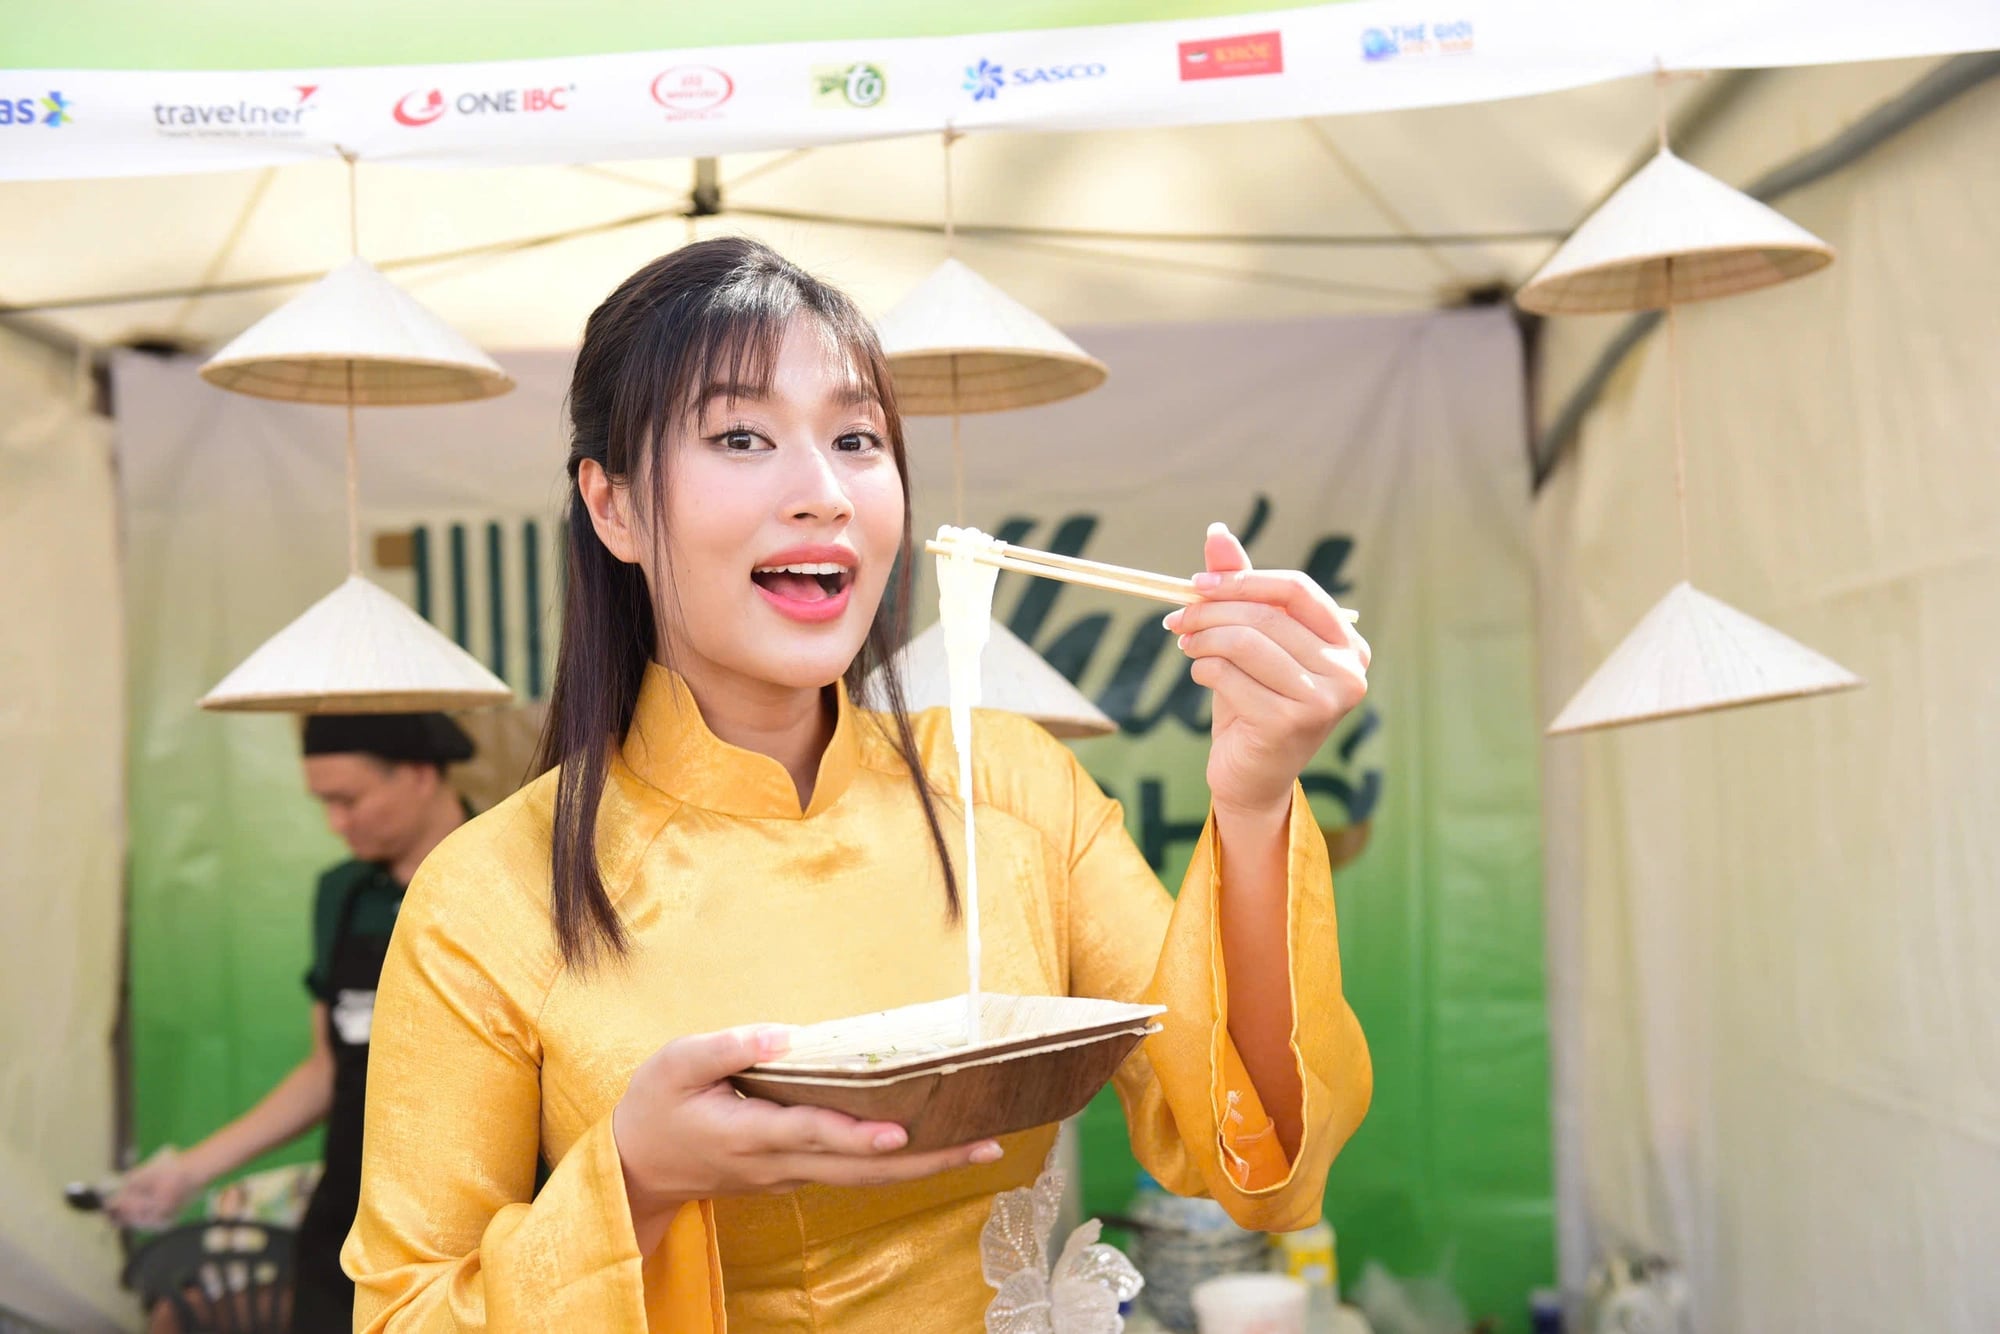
top-left (341, 834), bottom-right (723, 1332)
top-left (1058, 748), bottom-right (1372, 1230)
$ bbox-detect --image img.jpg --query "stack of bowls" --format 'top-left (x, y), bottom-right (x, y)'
top-left (1125, 1190), bottom-right (1270, 1332)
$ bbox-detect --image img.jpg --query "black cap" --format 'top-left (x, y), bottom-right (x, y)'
top-left (301, 713), bottom-right (475, 765)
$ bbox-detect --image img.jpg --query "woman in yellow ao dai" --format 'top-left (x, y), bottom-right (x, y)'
top-left (343, 238), bottom-right (1374, 1332)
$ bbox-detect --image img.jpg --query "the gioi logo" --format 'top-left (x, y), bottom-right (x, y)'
top-left (964, 58), bottom-right (1107, 102)
top-left (394, 85), bottom-right (575, 127)
top-left (2, 91), bottom-right (71, 127)
top-left (1362, 21), bottom-right (1474, 61)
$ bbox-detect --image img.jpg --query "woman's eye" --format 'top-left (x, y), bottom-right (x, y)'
top-left (835, 431), bottom-right (882, 453)
top-left (721, 430), bottom-right (762, 451)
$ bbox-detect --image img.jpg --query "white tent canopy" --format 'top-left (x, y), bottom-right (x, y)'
top-left (0, 3), bottom-right (1992, 354)
top-left (5, 5), bottom-right (2000, 1330)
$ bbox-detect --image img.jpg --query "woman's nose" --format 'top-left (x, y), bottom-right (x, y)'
top-left (784, 446), bottom-right (854, 523)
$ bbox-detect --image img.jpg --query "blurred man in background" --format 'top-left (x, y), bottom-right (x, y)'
top-left (110, 713), bottom-right (475, 1333)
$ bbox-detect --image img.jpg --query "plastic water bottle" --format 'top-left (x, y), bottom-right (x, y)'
top-left (1270, 1216), bottom-right (1338, 1326)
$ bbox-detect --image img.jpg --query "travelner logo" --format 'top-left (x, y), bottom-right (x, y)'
top-left (153, 85), bottom-right (318, 139)
top-left (651, 66), bottom-right (733, 119)
top-left (964, 58), bottom-right (1108, 102)
top-left (394, 84), bottom-right (575, 127)
top-left (1, 91), bottom-right (70, 127)
top-left (812, 62), bottom-right (886, 109)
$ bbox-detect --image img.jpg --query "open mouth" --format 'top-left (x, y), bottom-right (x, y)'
top-left (750, 562), bottom-right (854, 603)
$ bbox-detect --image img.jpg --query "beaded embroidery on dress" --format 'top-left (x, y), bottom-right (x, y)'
top-left (982, 1148), bottom-right (1144, 1333)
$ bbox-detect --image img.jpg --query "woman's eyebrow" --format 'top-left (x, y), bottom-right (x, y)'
top-left (696, 383), bottom-right (881, 413)
top-left (697, 381), bottom-right (769, 412)
top-left (814, 376), bottom-right (883, 412)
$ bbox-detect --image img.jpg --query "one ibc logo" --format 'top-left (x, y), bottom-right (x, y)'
top-left (394, 84), bottom-right (575, 127)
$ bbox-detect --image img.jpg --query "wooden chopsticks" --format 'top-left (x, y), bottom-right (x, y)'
top-left (924, 535), bottom-right (1360, 622)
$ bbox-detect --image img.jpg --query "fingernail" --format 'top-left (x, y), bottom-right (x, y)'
top-left (1177, 634), bottom-right (1190, 650)
top-left (873, 1129), bottom-right (907, 1152)
top-left (756, 1026), bottom-right (792, 1058)
top-left (971, 1142), bottom-right (1004, 1164)
top-left (1207, 521), bottom-right (1230, 537)
top-left (1193, 572), bottom-right (1221, 591)
top-left (1161, 610), bottom-right (1181, 631)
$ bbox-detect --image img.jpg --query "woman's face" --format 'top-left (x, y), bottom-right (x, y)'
top-left (643, 318), bottom-right (905, 695)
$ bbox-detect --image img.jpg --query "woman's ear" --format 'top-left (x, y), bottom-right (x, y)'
top-left (577, 459), bottom-right (642, 565)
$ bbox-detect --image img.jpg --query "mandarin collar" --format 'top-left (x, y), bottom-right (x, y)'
top-left (618, 664), bottom-right (860, 819)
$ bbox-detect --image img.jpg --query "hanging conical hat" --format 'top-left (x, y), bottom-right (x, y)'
top-left (202, 574), bottom-right (514, 713)
top-left (863, 618), bottom-right (1115, 738)
top-left (201, 257), bottom-right (514, 405)
top-left (1548, 581), bottom-right (1861, 736)
top-left (1516, 149), bottom-right (1833, 316)
top-left (876, 259), bottom-right (1107, 415)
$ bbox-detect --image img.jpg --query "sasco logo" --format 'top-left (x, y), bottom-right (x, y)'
top-left (1, 91), bottom-right (71, 127)
top-left (963, 58), bottom-right (1107, 102)
top-left (651, 66), bottom-right (733, 119)
top-left (1362, 21), bottom-right (1475, 62)
top-left (394, 84), bottom-right (575, 127)
top-left (153, 85), bottom-right (319, 139)
top-left (1179, 31), bottom-right (1284, 81)
top-left (812, 62), bottom-right (886, 109)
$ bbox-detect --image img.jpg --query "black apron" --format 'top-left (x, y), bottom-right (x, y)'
top-left (291, 875), bottom-right (395, 1334)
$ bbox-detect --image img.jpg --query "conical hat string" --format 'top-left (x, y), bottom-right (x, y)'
top-left (1654, 68), bottom-right (1693, 585)
top-left (942, 126), bottom-right (967, 525)
top-left (343, 149), bottom-right (362, 576)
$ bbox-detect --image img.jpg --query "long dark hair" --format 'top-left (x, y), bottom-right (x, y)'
top-left (531, 237), bottom-right (959, 969)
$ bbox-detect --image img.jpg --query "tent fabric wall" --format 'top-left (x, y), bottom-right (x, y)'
top-left (0, 327), bottom-right (129, 1329)
top-left (1533, 73), bottom-right (2000, 1331)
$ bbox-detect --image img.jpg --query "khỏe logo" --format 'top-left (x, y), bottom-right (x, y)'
top-left (1179, 31), bottom-right (1284, 81)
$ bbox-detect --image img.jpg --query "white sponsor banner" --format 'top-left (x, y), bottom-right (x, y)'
top-left (3, 0), bottom-right (1996, 180)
